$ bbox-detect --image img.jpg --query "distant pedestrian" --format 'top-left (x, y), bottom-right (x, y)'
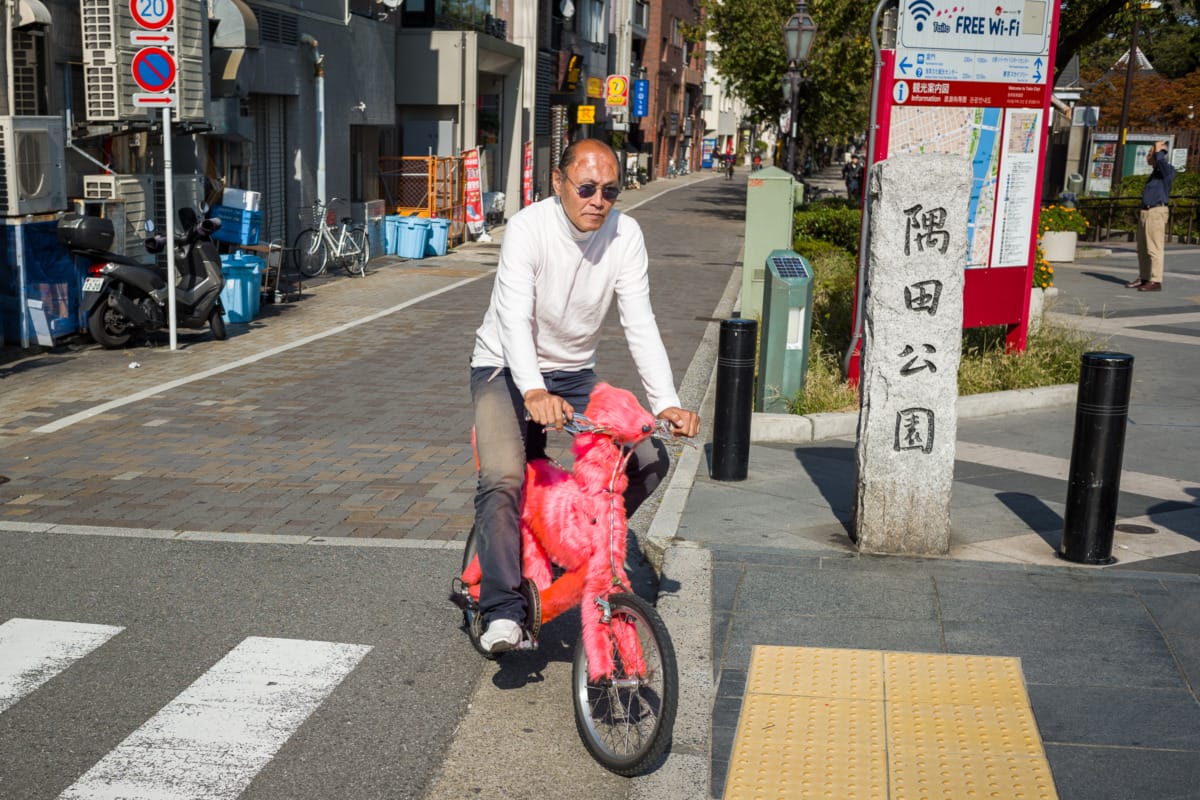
top-left (1128, 141), bottom-right (1176, 292)
top-left (752, 152), bottom-right (762, 171)
top-left (724, 154), bottom-right (734, 180)
top-left (843, 154), bottom-right (864, 207)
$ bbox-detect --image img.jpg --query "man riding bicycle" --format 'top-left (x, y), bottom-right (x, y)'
top-left (469, 138), bottom-right (701, 654)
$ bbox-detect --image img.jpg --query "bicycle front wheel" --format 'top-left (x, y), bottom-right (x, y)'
top-left (572, 592), bottom-right (678, 776)
top-left (294, 228), bottom-right (328, 277)
top-left (344, 226), bottom-right (369, 276)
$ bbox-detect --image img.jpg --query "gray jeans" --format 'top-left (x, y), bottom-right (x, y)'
top-left (470, 367), bottom-right (670, 625)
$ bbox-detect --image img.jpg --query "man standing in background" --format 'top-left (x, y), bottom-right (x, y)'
top-left (1128, 140), bottom-right (1176, 292)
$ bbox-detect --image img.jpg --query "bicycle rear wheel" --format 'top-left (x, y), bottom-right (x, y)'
top-left (344, 225), bottom-right (369, 276)
top-left (294, 228), bottom-right (328, 277)
top-left (572, 592), bottom-right (678, 776)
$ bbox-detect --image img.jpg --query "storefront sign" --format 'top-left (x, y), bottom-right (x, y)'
top-left (702, 138), bottom-right (715, 168)
top-left (563, 54), bottom-right (583, 91)
top-left (522, 140), bottom-right (534, 207)
top-left (631, 80), bottom-right (649, 118)
top-left (464, 149), bottom-right (484, 224)
top-left (605, 75), bottom-right (629, 107)
top-left (586, 77), bottom-right (604, 99)
top-left (577, 104), bottom-right (596, 124)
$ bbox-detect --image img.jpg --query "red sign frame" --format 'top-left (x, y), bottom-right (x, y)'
top-left (129, 0), bottom-right (174, 30)
top-left (130, 47), bottom-right (176, 94)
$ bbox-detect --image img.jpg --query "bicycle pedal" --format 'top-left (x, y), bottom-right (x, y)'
top-left (517, 634), bottom-right (538, 651)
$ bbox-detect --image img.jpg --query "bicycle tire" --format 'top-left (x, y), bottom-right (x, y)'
top-left (344, 225), bottom-right (369, 277)
top-left (572, 592), bottom-right (678, 776)
top-left (460, 526), bottom-right (494, 659)
top-left (294, 228), bottom-right (328, 277)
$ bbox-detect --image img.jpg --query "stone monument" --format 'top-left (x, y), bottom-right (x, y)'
top-left (854, 155), bottom-right (971, 554)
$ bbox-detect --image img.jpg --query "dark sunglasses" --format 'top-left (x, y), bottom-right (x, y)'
top-left (563, 174), bottom-right (619, 202)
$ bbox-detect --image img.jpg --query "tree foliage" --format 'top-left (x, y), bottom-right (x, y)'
top-left (698, 0), bottom-right (873, 149)
top-left (1059, 0), bottom-right (1200, 79)
top-left (1079, 66), bottom-right (1200, 130)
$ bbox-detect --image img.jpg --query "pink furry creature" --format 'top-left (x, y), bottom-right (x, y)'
top-left (459, 383), bottom-right (658, 681)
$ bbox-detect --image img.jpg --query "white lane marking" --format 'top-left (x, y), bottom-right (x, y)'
top-left (956, 441), bottom-right (1198, 504)
top-left (34, 274), bottom-right (490, 435)
top-left (0, 619), bottom-right (124, 714)
top-left (59, 636), bottom-right (371, 800)
top-left (0, 522), bottom-right (461, 549)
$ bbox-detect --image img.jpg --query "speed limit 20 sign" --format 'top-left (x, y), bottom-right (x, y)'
top-left (130, 0), bottom-right (174, 29)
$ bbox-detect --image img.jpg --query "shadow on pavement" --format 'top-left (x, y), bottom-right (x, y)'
top-left (997, 491), bottom-right (1063, 548)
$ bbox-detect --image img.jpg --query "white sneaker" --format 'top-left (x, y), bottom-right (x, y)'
top-left (480, 618), bottom-right (522, 654)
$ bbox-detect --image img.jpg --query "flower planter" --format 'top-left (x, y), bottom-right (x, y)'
top-left (1041, 230), bottom-right (1077, 263)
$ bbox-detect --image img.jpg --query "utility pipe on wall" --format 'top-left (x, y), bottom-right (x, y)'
top-left (300, 34), bottom-right (326, 207)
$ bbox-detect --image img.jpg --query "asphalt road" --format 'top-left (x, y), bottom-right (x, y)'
top-left (0, 530), bottom-right (476, 799)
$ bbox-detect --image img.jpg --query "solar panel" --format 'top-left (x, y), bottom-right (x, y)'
top-left (771, 255), bottom-right (809, 280)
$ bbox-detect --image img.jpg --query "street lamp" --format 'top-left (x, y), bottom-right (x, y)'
top-left (782, 0), bottom-right (817, 175)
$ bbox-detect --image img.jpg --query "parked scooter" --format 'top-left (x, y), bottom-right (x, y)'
top-left (57, 208), bottom-right (227, 348)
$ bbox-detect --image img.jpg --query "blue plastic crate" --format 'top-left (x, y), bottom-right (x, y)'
top-left (209, 205), bottom-right (262, 246)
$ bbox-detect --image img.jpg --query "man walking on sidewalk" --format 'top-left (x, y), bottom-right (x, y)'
top-left (1128, 140), bottom-right (1176, 292)
top-left (468, 138), bottom-right (701, 653)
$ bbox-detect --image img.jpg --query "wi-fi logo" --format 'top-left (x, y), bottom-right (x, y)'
top-left (908, 0), bottom-right (936, 30)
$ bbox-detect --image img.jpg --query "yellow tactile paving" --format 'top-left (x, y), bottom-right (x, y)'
top-left (890, 752), bottom-right (1058, 800)
top-left (885, 652), bottom-right (1027, 707)
top-left (747, 645), bottom-right (884, 700)
top-left (724, 696), bottom-right (888, 799)
top-left (723, 646), bottom-right (1059, 800)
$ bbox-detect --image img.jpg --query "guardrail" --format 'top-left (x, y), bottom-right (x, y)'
top-left (1078, 196), bottom-right (1200, 244)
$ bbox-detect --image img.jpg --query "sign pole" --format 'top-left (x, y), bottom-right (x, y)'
top-left (163, 105), bottom-right (177, 350)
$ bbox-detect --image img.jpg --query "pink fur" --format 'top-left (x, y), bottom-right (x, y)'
top-left (460, 383), bottom-right (658, 681)
top-left (523, 384), bottom-right (655, 680)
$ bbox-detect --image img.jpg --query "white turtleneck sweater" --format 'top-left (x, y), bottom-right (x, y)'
top-left (471, 196), bottom-right (681, 415)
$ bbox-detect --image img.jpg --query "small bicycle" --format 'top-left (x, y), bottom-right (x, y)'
top-left (293, 198), bottom-right (371, 278)
top-left (451, 383), bottom-right (680, 776)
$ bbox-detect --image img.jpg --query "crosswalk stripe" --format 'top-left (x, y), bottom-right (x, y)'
top-left (0, 618), bottom-right (124, 715)
top-left (58, 636), bottom-right (372, 800)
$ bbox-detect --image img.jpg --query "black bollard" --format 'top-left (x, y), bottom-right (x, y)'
top-left (711, 318), bottom-right (757, 481)
top-left (1060, 351), bottom-right (1135, 565)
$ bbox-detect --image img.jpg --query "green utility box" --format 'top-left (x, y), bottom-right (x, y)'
top-left (756, 249), bottom-right (815, 413)
top-left (741, 167), bottom-right (802, 321)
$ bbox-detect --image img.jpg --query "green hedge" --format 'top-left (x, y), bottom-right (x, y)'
top-left (794, 206), bottom-right (863, 255)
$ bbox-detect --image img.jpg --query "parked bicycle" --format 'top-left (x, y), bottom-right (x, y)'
top-left (293, 198), bottom-right (370, 278)
top-left (451, 383), bottom-right (681, 775)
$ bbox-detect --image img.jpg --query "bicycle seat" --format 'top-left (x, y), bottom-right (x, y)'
top-left (341, 217), bottom-right (354, 225)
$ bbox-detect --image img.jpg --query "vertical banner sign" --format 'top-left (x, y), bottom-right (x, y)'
top-left (464, 149), bottom-right (484, 225)
top-left (522, 140), bottom-right (534, 207)
top-left (631, 80), bottom-right (650, 118)
top-left (702, 138), bottom-right (716, 169)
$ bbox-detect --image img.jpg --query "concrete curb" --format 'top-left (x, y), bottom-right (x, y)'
top-left (749, 383), bottom-right (1078, 444)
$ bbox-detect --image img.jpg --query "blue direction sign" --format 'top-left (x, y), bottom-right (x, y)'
top-left (131, 47), bottom-right (176, 94)
top-left (130, 0), bottom-right (174, 30)
top-left (631, 79), bottom-right (649, 118)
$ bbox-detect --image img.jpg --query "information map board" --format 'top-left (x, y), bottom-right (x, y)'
top-left (867, 0), bottom-right (1060, 346)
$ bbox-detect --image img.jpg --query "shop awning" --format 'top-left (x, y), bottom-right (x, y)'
top-left (15, 0), bottom-right (52, 28)
top-left (210, 0), bottom-right (259, 49)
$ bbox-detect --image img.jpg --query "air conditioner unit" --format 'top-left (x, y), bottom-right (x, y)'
top-left (83, 173), bottom-right (155, 262)
top-left (0, 116), bottom-right (67, 216)
top-left (153, 173), bottom-right (208, 229)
